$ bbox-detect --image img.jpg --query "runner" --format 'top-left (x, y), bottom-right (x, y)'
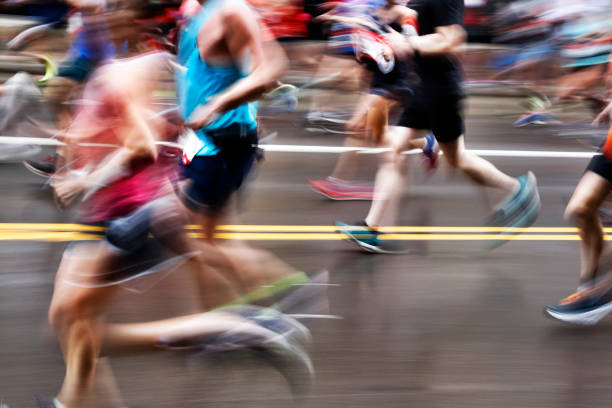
top-left (176, 0), bottom-right (283, 241)
top-left (309, 0), bottom-right (439, 200)
top-left (513, 6), bottom-right (612, 127)
top-left (544, 96), bottom-right (612, 325)
top-left (337, 0), bottom-right (540, 252)
top-left (23, 0), bottom-right (132, 177)
top-left (43, 52), bottom-right (313, 408)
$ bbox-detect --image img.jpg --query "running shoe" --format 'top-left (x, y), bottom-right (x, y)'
top-left (218, 305), bottom-right (312, 347)
top-left (420, 134), bottom-right (439, 178)
top-left (335, 221), bottom-right (384, 253)
top-left (488, 172), bottom-right (540, 226)
top-left (159, 306), bottom-right (314, 396)
top-left (309, 178), bottom-right (374, 200)
top-left (545, 279), bottom-right (612, 325)
top-left (513, 112), bottom-right (561, 127)
top-left (252, 337), bottom-right (314, 397)
top-left (35, 396), bottom-right (62, 408)
top-left (23, 157), bottom-right (56, 178)
top-left (486, 171), bottom-right (541, 248)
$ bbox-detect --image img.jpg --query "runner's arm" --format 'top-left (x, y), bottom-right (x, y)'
top-left (187, 5), bottom-right (287, 129)
top-left (82, 102), bottom-right (157, 188)
top-left (54, 101), bottom-right (157, 207)
top-left (386, 23), bottom-right (465, 58)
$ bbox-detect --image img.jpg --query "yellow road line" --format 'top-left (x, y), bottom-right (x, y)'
top-left (3, 223), bottom-right (588, 233)
top-left (0, 223), bottom-right (105, 231)
top-left (0, 231), bottom-right (592, 242)
top-left (205, 233), bottom-right (585, 241)
top-left (0, 223), bottom-right (609, 242)
top-left (0, 231), bottom-right (103, 241)
top-left (213, 225), bottom-right (584, 233)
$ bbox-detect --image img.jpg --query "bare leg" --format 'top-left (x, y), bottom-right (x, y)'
top-left (438, 136), bottom-right (519, 194)
top-left (48, 243), bottom-right (121, 408)
top-left (102, 310), bottom-right (274, 355)
top-left (49, 241), bottom-right (292, 407)
top-left (149, 195), bottom-right (242, 309)
top-left (365, 127), bottom-right (424, 227)
top-left (565, 171), bottom-right (612, 282)
top-left (556, 65), bottom-right (605, 101)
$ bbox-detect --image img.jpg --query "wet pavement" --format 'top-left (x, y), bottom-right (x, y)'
top-left (0, 92), bottom-right (611, 408)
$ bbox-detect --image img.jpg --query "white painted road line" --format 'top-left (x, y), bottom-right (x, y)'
top-left (0, 137), bottom-right (599, 159)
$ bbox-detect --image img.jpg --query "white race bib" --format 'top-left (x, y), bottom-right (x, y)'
top-left (179, 129), bottom-right (205, 165)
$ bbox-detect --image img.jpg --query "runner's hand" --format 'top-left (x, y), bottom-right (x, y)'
top-left (593, 102), bottom-right (612, 124)
top-left (186, 103), bottom-right (220, 130)
top-left (384, 30), bottom-right (413, 59)
top-left (53, 178), bottom-right (85, 209)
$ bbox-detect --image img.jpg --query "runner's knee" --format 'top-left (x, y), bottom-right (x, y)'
top-left (565, 201), bottom-right (595, 224)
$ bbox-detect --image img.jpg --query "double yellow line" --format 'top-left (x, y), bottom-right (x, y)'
top-left (0, 223), bottom-right (607, 242)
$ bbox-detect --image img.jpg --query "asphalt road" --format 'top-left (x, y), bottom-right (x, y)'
top-left (0, 92), bottom-right (611, 408)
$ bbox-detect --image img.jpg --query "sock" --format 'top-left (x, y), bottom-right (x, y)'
top-left (53, 398), bottom-right (67, 408)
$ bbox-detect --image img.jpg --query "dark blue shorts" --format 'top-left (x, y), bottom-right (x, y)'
top-left (57, 54), bottom-right (98, 82)
top-left (180, 153), bottom-right (256, 215)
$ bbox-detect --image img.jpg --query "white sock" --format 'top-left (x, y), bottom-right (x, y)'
top-left (53, 398), bottom-right (67, 408)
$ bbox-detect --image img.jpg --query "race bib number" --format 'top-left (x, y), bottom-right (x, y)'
top-left (179, 129), bottom-right (205, 165)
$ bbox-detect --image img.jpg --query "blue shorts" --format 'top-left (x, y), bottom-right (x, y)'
top-left (180, 153), bottom-right (256, 215)
top-left (57, 54), bottom-right (98, 82)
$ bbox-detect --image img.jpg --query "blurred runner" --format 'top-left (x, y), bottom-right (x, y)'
top-left (544, 77), bottom-right (612, 324)
top-left (44, 52), bottom-right (313, 408)
top-left (513, 5), bottom-right (612, 127)
top-left (304, 0), bottom-right (378, 127)
top-left (175, 0), bottom-right (329, 310)
top-left (309, 0), bottom-right (439, 200)
top-left (23, 0), bottom-right (133, 176)
top-left (337, 0), bottom-right (540, 252)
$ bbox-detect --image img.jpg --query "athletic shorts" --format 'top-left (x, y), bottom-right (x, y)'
top-left (396, 87), bottom-right (465, 143)
top-left (64, 204), bottom-right (171, 287)
top-left (369, 59), bottom-right (416, 101)
top-left (57, 54), bottom-right (98, 82)
top-left (586, 153), bottom-right (612, 183)
top-left (180, 153), bottom-right (256, 215)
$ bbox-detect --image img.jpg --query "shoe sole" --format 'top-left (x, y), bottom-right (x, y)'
top-left (544, 301), bottom-right (612, 325)
top-left (338, 229), bottom-right (405, 254)
top-left (253, 337), bottom-right (314, 396)
top-left (309, 183), bottom-right (373, 201)
top-left (513, 119), bottom-right (562, 127)
top-left (23, 160), bottom-right (53, 178)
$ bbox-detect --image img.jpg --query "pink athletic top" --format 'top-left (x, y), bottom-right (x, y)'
top-left (67, 76), bottom-right (180, 223)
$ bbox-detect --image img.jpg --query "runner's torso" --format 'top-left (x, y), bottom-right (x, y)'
top-left (176, 0), bottom-right (258, 156)
top-left (409, 0), bottom-right (464, 93)
top-left (71, 73), bottom-right (177, 222)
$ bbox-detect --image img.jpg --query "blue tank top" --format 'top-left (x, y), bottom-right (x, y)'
top-left (176, 0), bottom-right (258, 156)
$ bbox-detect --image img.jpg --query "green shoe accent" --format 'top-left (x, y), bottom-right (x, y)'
top-left (217, 271), bottom-right (310, 308)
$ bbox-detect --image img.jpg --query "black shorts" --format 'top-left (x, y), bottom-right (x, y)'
top-left (369, 59), bottom-right (416, 101)
top-left (180, 153), bottom-right (256, 215)
top-left (397, 87), bottom-right (465, 143)
top-left (586, 153), bottom-right (612, 182)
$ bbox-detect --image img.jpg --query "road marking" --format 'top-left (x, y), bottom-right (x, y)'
top-left (0, 223), bottom-right (610, 242)
top-left (0, 137), bottom-right (599, 158)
